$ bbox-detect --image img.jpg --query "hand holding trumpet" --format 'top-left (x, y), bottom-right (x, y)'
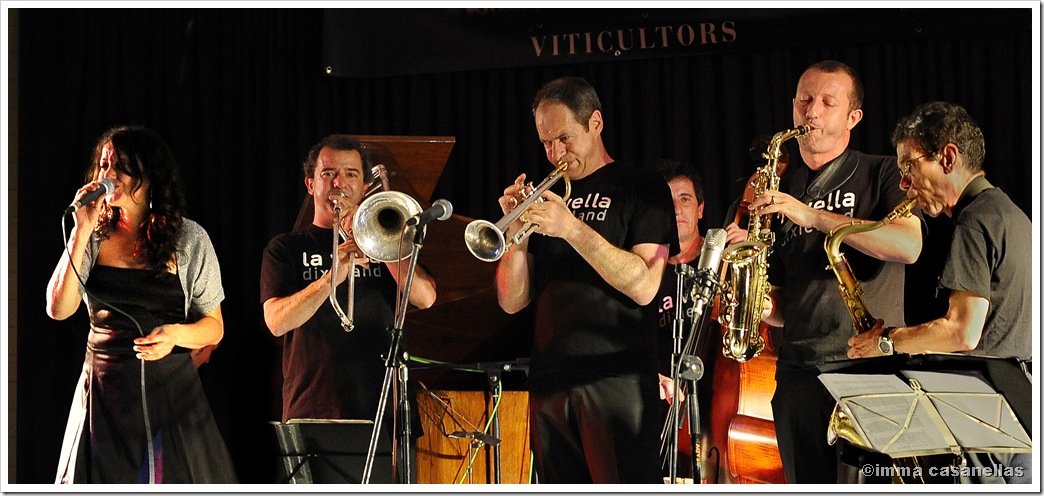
top-left (466, 162), bottom-right (571, 262)
top-left (498, 173), bottom-right (574, 239)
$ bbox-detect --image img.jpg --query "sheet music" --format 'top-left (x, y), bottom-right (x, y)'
top-left (901, 370), bottom-right (995, 393)
top-left (818, 373), bottom-right (911, 401)
top-left (819, 371), bottom-right (1032, 457)
top-left (846, 395), bottom-right (954, 454)
top-left (901, 370), bottom-right (1031, 451)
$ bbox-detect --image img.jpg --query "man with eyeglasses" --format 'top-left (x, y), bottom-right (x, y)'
top-left (846, 103), bottom-right (1031, 483)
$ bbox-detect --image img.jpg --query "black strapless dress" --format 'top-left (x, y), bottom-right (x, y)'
top-left (56, 265), bottom-right (237, 483)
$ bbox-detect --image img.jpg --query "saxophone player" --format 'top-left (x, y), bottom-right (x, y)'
top-left (847, 102), bottom-right (1031, 483)
top-left (724, 61), bottom-right (923, 483)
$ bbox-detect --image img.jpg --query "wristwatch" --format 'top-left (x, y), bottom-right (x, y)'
top-left (878, 327), bottom-right (896, 356)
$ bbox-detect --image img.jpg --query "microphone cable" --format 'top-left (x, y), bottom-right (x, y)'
top-left (61, 214), bottom-right (157, 484)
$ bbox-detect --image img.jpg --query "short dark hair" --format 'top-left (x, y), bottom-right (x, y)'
top-left (654, 158), bottom-right (704, 206)
top-left (532, 77), bottom-right (602, 131)
top-left (302, 135), bottom-right (372, 181)
top-left (805, 60), bottom-right (865, 112)
top-left (891, 101), bottom-right (985, 173)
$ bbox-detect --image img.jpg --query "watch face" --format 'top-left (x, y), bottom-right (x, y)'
top-left (878, 338), bottom-right (894, 355)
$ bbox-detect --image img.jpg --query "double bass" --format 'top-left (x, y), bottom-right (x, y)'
top-left (707, 137), bottom-right (787, 484)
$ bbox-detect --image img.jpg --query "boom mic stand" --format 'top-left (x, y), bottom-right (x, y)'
top-left (361, 225), bottom-right (427, 484)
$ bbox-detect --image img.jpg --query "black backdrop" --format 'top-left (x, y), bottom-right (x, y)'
top-left (10, 7), bottom-right (1034, 484)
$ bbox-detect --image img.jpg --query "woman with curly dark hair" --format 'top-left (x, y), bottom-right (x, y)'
top-left (45, 125), bottom-right (237, 483)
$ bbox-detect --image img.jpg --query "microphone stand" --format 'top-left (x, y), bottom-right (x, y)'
top-left (666, 265), bottom-right (715, 484)
top-left (361, 224), bottom-right (427, 484)
top-left (666, 262), bottom-right (692, 484)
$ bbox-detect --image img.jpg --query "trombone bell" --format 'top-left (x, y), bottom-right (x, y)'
top-left (352, 191), bottom-right (423, 262)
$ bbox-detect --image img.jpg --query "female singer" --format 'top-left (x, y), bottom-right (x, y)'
top-left (45, 125), bottom-right (236, 483)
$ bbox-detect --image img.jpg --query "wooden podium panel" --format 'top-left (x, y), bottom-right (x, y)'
top-left (415, 390), bottom-right (531, 484)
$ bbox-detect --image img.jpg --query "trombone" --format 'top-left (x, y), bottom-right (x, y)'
top-left (464, 161), bottom-right (571, 262)
top-left (329, 164), bottom-right (422, 332)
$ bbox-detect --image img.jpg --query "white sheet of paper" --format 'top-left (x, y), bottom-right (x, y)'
top-left (901, 369), bottom-right (996, 393)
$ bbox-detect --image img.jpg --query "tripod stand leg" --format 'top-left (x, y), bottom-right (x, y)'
top-left (687, 383), bottom-right (702, 483)
top-left (362, 365), bottom-right (396, 483)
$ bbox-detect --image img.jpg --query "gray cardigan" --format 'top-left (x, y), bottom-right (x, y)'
top-left (79, 218), bottom-right (224, 317)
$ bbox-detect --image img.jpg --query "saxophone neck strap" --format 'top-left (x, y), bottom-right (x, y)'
top-left (780, 149), bottom-right (859, 234)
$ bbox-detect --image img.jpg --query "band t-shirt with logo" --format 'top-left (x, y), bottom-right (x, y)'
top-left (768, 150), bottom-right (911, 367)
top-left (261, 224), bottom-right (400, 423)
top-left (526, 162), bottom-right (679, 393)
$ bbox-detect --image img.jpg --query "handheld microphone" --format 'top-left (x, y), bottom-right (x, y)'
top-left (690, 228), bottom-right (727, 317)
top-left (65, 178), bottom-right (114, 214)
top-left (406, 199), bottom-right (453, 227)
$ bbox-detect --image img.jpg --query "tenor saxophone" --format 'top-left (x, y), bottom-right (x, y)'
top-left (824, 198), bottom-right (932, 483)
top-left (822, 198), bottom-right (917, 334)
top-left (718, 125), bottom-right (810, 362)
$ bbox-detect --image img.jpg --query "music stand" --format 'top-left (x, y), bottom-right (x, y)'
top-left (272, 419), bottom-right (393, 484)
top-left (817, 354), bottom-right (1033, 482)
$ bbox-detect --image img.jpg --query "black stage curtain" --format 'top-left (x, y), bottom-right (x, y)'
top-left (12, 8), bottom-right (1033, 483)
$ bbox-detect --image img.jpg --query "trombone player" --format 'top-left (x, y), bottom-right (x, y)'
top-left (495, 77), bottom-right (678, 483)
top-left (260, 135), bottom-right (436, 478)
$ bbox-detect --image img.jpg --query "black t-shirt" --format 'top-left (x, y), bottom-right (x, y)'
top-left (527, 162), bottom-right (679, 392)
top-left (260, 224), bottom-right (398, 422)
top-left (941, 178), bottom-right (1032, 361)
top-left (649, 260), bottom-right (704, 376)
top-left (768, 150), bottom-right (911, 367)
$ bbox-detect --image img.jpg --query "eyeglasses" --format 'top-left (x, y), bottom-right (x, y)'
top-left (899, 153), bottom-right (931, 181)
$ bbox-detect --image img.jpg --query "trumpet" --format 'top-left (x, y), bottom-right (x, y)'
top-left (328, 164), bottom-right (421, 332)
top-left (464, 161), bottom-right (572, 262)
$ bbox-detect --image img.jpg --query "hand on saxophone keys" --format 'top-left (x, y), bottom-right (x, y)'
top-left (751, 190), bottom-right (816, 230)
top-left (846, 318), bottom-right (889, 359)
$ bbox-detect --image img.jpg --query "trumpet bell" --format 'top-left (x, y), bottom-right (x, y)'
top-left (352, 191), bottom-right (422, 262)
top-left (464, 219), bottom-right (508, 262)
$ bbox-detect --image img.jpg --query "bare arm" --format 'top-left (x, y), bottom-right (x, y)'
top-left (134, 305), bottom-right (224, 361)
top-left (753, 193), bottom-right (922, 263)
top-left (496, 240), bottom-right (533, 314)
top-left (825, 214), bottom-right (921, 263)
top-left (263, 273), bottom-right (335, 337)
top-left (384, 259), bottom-right (437, 309)
top-left (263, 237), bottom-right (355, 337)
top-left (847, 290), bottom-right (988, 358)
top-left (46, 226), bottom-right (94, 320)
top-left (892, 290), bottom-right (989, 354)
top-left (46, 192), bottom-right (106, 321)
top-left (564, 224), bottom-right (668, 306)
top-left (494, 174), bottom-right (534, 314)
top-left (526, 190), bottom-right (668, 306)
top-left (761, 285), bottom-right (784, 327)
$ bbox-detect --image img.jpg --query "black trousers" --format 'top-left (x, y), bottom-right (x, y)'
top-left (771, 366), bottom-right (842, 484)
top-left (530, 375), bottom-right (662, 483)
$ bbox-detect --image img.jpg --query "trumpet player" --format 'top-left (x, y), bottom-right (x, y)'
top-left (260, 136), bottom-right (436, 449)
top-left (847, 102), bottom-right (1031, 483)
top-left (725, 61), bottom-right (923, 483)
top-left (496, 77), bottom-right (678, 483)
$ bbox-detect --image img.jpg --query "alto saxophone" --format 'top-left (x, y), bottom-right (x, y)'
top-left (718, 125), bottom-right (810, 362)
top-left (822, 197), bottom-right (918, 334)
